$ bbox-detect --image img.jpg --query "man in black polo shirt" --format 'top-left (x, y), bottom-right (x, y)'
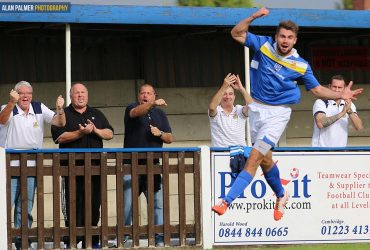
top-left (124, 83), bottom-right (173, 247)
top-left (51, 83), bottom-right (114, 249)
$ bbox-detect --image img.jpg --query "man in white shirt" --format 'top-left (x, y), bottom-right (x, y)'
top-left (0, 81), bottom-right (65, 249)
top-left (208, 73), bottom-right (252, 147)
top-left (312, 75), bottom-right (363, 147)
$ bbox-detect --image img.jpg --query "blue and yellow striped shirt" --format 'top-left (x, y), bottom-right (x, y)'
top-left (245, 33), bottom-right (320, 105)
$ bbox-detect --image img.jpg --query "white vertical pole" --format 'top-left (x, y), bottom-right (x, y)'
top-left (244, 47), bottom-right (252, 147)
top-left (0, 147), bottom-right (8, 250)
top-left (66, 24), bottom-right (71, 105)
top-left (199, 145), bottom-right (213, 249)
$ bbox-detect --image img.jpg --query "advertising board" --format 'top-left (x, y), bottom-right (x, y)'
top-left (211, 151), bottom-right (370, 245)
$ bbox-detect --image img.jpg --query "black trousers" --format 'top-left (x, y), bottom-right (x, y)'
top-left (63, 175), bottom-right (101, 246)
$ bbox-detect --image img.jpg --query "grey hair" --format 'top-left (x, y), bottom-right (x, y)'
top-left (14, 81), bottom-right (33, 92)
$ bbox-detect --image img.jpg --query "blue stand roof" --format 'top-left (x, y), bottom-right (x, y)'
top-left (0, 5), bottom-right (370, 28)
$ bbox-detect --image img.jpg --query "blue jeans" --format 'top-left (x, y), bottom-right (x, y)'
top-left (123, 175), bottom-right (164, 242)
top-left (11, 177), bottom-right (36, 228)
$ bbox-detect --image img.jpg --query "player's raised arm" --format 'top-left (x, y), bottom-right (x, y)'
top-left (231, 7), bottom-right (269, 44)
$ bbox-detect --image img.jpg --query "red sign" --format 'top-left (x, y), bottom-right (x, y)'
top-left (312, 46), bottom-right (370, 70)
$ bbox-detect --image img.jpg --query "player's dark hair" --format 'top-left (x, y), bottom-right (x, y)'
top-left (277, 20), bottom-right (299, 35)
top-left (331, 75), bottom-right (345, 81)
top-left (330, 75), bottom-right (347, 86)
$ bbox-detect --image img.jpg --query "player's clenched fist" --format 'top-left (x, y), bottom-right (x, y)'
top-left (56, 95), bottom-right (65, 109)
top-left (154, 98), bottom-right (167, 107)
top-left (252, 7), bottom-right (269, 19)
top-left (9, 89), bottom-right (19, 104)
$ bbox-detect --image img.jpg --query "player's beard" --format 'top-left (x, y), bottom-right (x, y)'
top-left (277, 44), bottom-right (293, 56)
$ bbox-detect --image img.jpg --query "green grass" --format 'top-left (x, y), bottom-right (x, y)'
top-left (212, 243), bottom-right (370, 250)
top-left (267, 243), bottom-right (369, 250)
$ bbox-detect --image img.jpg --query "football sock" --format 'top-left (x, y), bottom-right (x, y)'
top-left (224, 170), bottom-right (253, 205)
top-left (264, 164), bottom-right (284, 198)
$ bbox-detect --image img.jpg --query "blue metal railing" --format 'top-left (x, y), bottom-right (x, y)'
top-left (6, 147), bottom-right (201, 154)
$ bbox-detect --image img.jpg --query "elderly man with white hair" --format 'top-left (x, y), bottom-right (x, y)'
top-left (0, 80), bottom-right (65, 249)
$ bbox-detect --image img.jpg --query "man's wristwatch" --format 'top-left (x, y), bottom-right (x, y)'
top-left (347, 109), bottom-right (353, 115)
top-left (159, 131), bottom-right (164, 137)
